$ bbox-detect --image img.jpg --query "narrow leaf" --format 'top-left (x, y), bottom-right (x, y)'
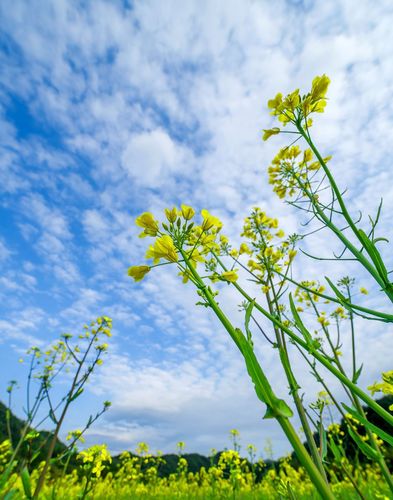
top-left (352, 364), bottom-right (363, 384)
top-left (289, 293), bottom-right (313, 347)
top-left (358, 229), bottom-right (388, 281)
top-left (342, 403), bottom-right (393, 447)
top-left (21, 467), bottom-right (32, 499)
top-left (325, 277), bottom-right (347, 303)
top-left (244, 299), bottom-right (255, 346)
top-left (329, 437), bottom-right (342, 462)
top-left (347, 426), bottom-right (380, 461)
top-left (69, 387), bottom-right (84, 402)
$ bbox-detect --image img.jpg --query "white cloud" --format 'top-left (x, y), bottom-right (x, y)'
top-left (1, 0), bottom-right (393, 458)
top-left (121, 129), bottom-right (186, 188)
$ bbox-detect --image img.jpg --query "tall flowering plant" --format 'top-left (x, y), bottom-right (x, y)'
top-left (129, 76), bottom-right (393, 497)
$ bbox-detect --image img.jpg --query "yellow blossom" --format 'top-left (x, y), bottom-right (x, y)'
top-left (239, 243), bottom-right (252, 255)
top-left (262, 127), bottom-right (280, 141)
top-left (288, 249), bottom-right (297, 262)
top-left (135, 212), bottom-right (159, 237)
top-left (317, 315), bottom-right (330, 327)
top-left (221, 270), bottom-right (238, 283)
top-left (311, 74), bottom-right (330, 101)
top-left (164, 207), bottom-right (178, 223)
top-left (146, 235), bottom-right (178, 263)
top-left (181, 204), bottom-right (195, 220)
top-left (128, 265), bottom-right (151, 282)
top-left (360, 287), bottom-right (368, 295)
top-left (201, 209), bottom-right (223, 232)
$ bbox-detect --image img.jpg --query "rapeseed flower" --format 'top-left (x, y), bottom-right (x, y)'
top-left (136, 212), bottom-right (159, 237)
top-left (146, 235), bottom-right (178, 263)
top-left (128, 265), bottom-right (150, 282)
top-left (221, 270), bottom-right (239, 283)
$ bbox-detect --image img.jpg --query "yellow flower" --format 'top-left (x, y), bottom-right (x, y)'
top-left (221, 270), bottom-right (238, 283)
top-left (181, 204), bottom-right (195, 220)
top-left (276, 229), bottom-right (285, 238)
top-left (128, 265), bottom-right (150, 282)
top-left (268, 93), bottom-right (283, 112)
top-left (262, 127), bottom-right (280, 141)
top-left (146, 235), bottom-right (178, 263)
top-left (360, 287), bottom-right (368, 295)
top-left (283, 89), bottom-right (300, 110)
top-left (135, 212), bottom-right (159, 237)
top-left (239, 243), bottom-right (252, 255)
top-left (288, 249), bottom-right (297, 262)
top-left (201, 209), bottom-right (223, 232)
top-left (164, 207), bottom-right (178, 223)
top-left (317, 315), bottom-right (330, 327)
top-left (311, 74), bottom-right (330, 101)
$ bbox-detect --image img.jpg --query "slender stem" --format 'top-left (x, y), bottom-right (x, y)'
top-left (266, 281), bottom-right (328, 483)
top-left (297, 126), bottom-right (393, 302)
top-left (212, 253), bottom-right (393, 427)
top-left (275, 271), bottom-right (393, 322)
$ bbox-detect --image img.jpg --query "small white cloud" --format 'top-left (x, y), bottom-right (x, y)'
top-left (121, 129), bottom-right (179, 188)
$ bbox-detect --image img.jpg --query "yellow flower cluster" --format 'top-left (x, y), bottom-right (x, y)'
top-left (368, 371), bottom-right (393, 410)
top-left (263, 74), bottom-right (330, 136)
top-left (128, 206), bottom-right (227, 284)
top-left (1, 435), bottom-right (388, 498)
top-left (78, 444), bottom-right (112, 478)
top-left (267, 145), bottom-right (332, 199)
top-left (233, 208), bottom-right (297, 288)
top-left (294, 281), bottom-right (326, 306)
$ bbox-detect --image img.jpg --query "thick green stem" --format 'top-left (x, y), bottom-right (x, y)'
top-left (278, 416), bottom-right (335, 499)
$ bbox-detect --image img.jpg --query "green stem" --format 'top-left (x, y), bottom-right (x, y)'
top-left (179, 249), bottom-right (334, 499)
top-left (212, 253), bottom-right (393, 427)
top-left (265, 286), bottom-right (328, 483)
top-left (298, 126), bottom-right (393, 302)
top-left (276, 271), bottom-right (393, 322)
top-left (278, 416), bottom-right (335, 499)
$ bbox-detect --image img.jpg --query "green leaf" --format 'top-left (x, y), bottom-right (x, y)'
top-left (69, 387), bottom-right (84, 403)
top-left (347, 426), bottom-right (380, 461)
top-left (235, 328), bottom-right (293, 419)
top-left (342, 403), bottom-right (393, 447)
top-left (0, 461), bottom-right (16, 492)
top-left (21, 467), bottom-right (32, 499)
top-left (244, 299), bottom-right (255, 346)
top-left (358, 229), bottom-right (388, 282)
top-left (49, 409), bottom-right (57, 424)
top-left (3, 490), bottom-right (18, 500)
top-left (263, 406), bottom-right (275, 419)
top-left (325, 277), bottom-right (347, 303)
top-left (329, 437), bottom-right (342, 462)
top-left (289, 294), bottom-right (313, 348)
top-left (352, 364), bottom-right (363, 384)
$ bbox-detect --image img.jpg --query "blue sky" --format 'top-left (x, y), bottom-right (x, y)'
top-left (1, 0), bottom-right (393, 458)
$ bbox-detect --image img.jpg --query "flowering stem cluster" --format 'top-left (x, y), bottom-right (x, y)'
top-left (129, 76), bottom-right (393, 497)
top-left (1, 317), bottom-right (112, 499)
